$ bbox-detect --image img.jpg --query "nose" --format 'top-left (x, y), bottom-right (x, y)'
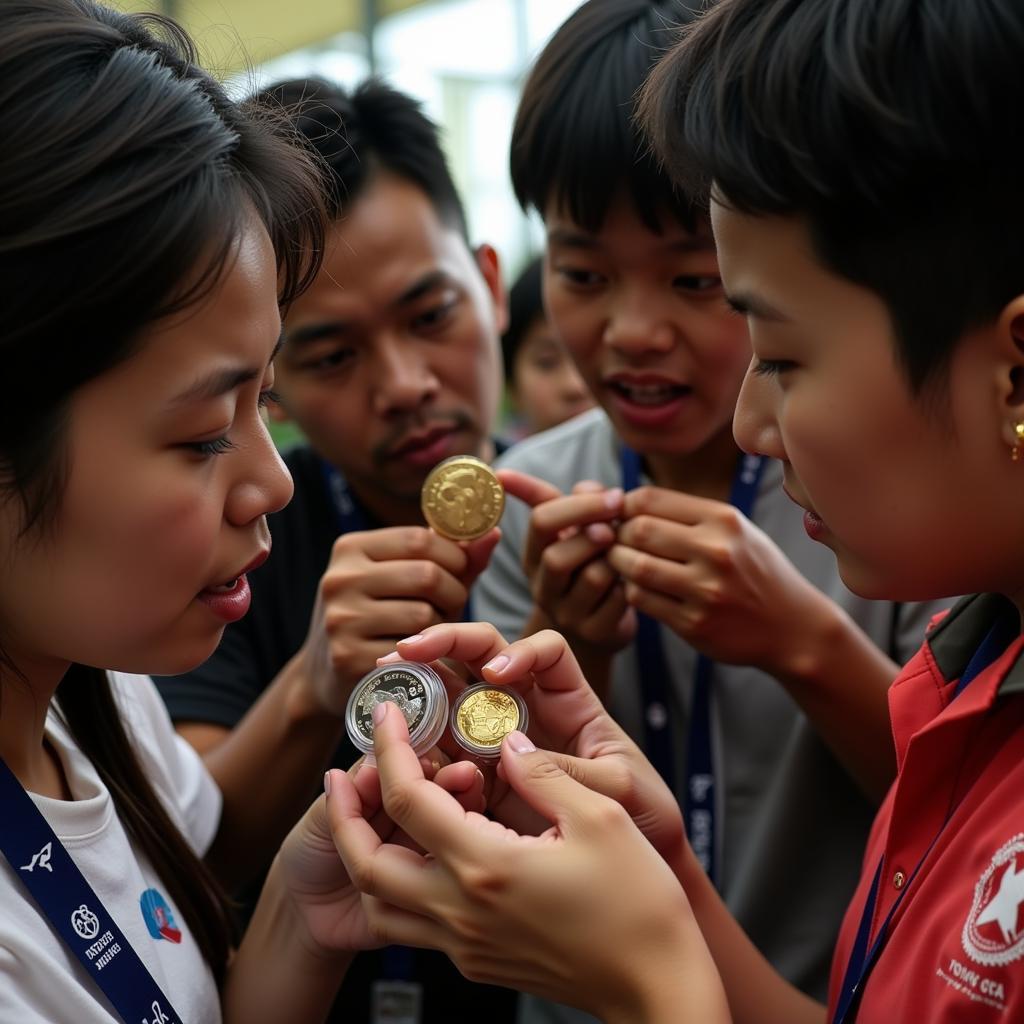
top-left (602, 284), bottom-right (676, 356)
top-left (371, 335), bottom-right (441, 417)
top-left (733, 356), bottom-right (786, 460)
top-left (558, 361), bottom-right (590, 402)
top-left (225, 421), bottom-right (294, 528)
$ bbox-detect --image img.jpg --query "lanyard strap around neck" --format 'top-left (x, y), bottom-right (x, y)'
top-left (621, 447), bottom-right (766, 886)
top-left (320, 459), bottom-right (369, 535)
top-left (0, 756), bottom-right (184, 1024)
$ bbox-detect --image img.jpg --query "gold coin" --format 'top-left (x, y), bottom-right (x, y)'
top-left (421, 455), bottom-right (505, 541)
top-left (455, 688), bottom-right (522, 749)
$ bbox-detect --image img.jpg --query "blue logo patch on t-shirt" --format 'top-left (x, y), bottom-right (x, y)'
top-left (139, 888), bottom-right (182, 944)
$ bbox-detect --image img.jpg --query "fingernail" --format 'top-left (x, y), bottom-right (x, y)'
top-left (377, 651), bottom-right (402, 664)
top-left (475, 768), bottom-right (486, 788)
top-left (483, 654), bottom-right (510, 674)
top-left (604, 487), bottom-right (623, 509)
top-left (372, 701), bottom-right (389, 725)
top-left (506, 730), bottom-right (535, 754)
top-left (399, 634), bottom-right (425, 646)
top-left (324, 770), bottom-right (332, 795)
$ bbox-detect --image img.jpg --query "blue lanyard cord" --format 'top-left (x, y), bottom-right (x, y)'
top-left (0, 757), bottom-right (184, 1024)
top-left (832, 613), bottom-right (1019, 1023)
top-left (320, 459), bottom-right (369, 535)
top-left (621, 448), bottom-right (766, 887)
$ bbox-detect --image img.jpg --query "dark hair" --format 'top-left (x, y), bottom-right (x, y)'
top-left (511, 0), bottom-right (700, 233)
top-left (639, 0), bottom-right (1024, 393)
top-left (501, 257), bottom-right (545, 382)
top-left (257, 76), bottom-right (469, 240)
top-left (1, 0), bottom-right (329, 980)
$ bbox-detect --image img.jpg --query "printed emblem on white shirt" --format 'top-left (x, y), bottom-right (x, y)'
top-left (71, 903), bottom-right (100, 941)
top-left (20, 841), bottom-right (52, 873)
top-left (962, 833), bottom-right (1024, 966)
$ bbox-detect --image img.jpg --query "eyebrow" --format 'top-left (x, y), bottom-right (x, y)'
top-left (285, 271), bottom-right (456, 348)
top-left (546, 227), bottom-right (715, 254)
top-left (170, 333), bottom-right (284, 406)
top-left (724, 291), bottom-right (789, 323)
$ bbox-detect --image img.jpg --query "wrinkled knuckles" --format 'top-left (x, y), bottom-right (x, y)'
top-left (452, 861), bottom-right (510, 904)
top-left (627, 552), bottom-right (658, 588)
top-left (349, 854), bottom-right (381, 898)
top-left (380, 779), bottom-right (417, 827)
top-left (407, 600), bottom-right (440, 633)
top-left (540, 544), bottom-right (574, 578)
top-left (712, 506), bottom-right (744, 536)
top-left (581, 795), bottom-right (633, 835)
top-left (626, 514), bottom-right (657, 548)
top-left (320, 567), bottom-right (366, 600)
top-left (626, 486), bottom-right (656, 515)
top-left (581, 560), bottom-right (613, 590)
top-left (323, 605), bottom-right (361, 634)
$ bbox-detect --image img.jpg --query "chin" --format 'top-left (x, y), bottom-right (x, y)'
top-left (117, 630), bottom-right (225, 678)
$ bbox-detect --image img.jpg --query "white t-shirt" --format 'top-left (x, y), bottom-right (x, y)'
top-left (0, 672), bottom-right (222, 1023)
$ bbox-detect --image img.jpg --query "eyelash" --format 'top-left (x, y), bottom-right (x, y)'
top-left (752, 359), bottom-right (793, 377)
top-left (186, 388), bottom-right (280, 457)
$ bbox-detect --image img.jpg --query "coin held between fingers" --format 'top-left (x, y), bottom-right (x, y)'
top-left (421, 455), bottom-right (505, 541)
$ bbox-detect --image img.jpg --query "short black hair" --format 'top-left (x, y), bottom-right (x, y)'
top-left (501, 257), bottom-right (544, 382)
top-left (511, 0), bottom-right (701, 233)
top-left (640, 0), bottom-right (1024, 393)
top-left (258, 76), bottom-right (469, 240)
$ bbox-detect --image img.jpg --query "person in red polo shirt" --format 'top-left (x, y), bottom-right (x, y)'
top-left (324, 0), bottom-right (1024, 1021)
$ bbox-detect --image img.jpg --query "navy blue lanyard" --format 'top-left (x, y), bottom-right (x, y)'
top-left (832, 612), bottom-right (1019, 1023)
top-left (0, 756), bottom-right (184, 1024)
top-left (621, 447), bottom-right (765, 886)
top-left (320, 459), bottom-right (370, 535)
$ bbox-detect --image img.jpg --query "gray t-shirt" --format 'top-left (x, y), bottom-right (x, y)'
top-left (475, 409), bottom-right (946, 1017)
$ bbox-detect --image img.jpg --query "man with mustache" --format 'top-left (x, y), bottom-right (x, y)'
top-left (155, 77), bottom-right (512, 1024)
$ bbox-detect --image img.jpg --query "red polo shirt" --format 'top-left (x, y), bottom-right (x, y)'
top-left (828, 593), bottom-right (1024, 1021)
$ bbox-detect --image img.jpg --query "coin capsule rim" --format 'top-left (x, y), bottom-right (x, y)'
top-left (450, 683), bottom-right (530, 759)
top-left (344, 661), bottom-right (449, 756)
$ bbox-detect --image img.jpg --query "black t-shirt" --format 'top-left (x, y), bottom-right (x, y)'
top-left (156, 443), bottom-right (518, 1023)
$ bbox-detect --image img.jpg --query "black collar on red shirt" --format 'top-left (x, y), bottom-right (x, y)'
top-left (927, 593), bottom-right (1024, 697)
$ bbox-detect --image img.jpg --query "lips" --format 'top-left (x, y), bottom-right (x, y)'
top-left (387, 423), bottom-right (459, 459)
top-left (202, 549), bottom-right (269, 595)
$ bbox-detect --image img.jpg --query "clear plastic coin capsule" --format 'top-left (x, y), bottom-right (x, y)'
top-left (345, 661), bottom-right (448, 761)
top-left (450, 683), bottom-right (529, 761)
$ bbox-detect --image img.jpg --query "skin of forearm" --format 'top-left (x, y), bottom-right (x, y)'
top-left (599, 927), bottom-right (733, 1024)
top-left (191, 651), bottom-right (349, 888)
top-left (668, 845), bottom-right (826, 1024)
top-left (764, 598), bottom-right (897, 802)
top-left (221, 856), bottom-right (351, 1023)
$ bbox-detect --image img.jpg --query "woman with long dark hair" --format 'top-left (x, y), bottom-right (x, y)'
top-left (0, 2), bottom-right (481, 1020)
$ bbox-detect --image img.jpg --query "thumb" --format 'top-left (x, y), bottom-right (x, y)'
top-left (460, 527), bottom-right (502, 584)
top-left (498, 732), bottom-right (608, 838)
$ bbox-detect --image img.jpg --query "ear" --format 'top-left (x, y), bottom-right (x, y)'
top-left (474, 243), bottom-right (509, 335)
top-left (994, 295), bottom-right (1024, 450)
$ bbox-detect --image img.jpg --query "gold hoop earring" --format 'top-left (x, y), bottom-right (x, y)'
top-left (1012, 422), bottom-right (1024, 461)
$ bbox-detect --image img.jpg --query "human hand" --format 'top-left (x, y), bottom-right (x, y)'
top-left (383, 622), bottom-right (682, 859)
top-left (274, 757), bottom-right (485, 955)
top-left (326, 703), bottom-right (726, 1022)
top-left (499, 469), bottom-right (636, 651)
top-left (296, 526), bottom-right (500, 714)
top-left (610, 486), bottom-right (832, 673)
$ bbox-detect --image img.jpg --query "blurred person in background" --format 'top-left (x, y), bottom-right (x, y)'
top-left (502, 256), bottom-right (593, 437)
